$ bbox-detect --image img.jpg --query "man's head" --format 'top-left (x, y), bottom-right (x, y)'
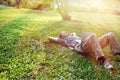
top-left (59, 32), bottom-right (69, 39)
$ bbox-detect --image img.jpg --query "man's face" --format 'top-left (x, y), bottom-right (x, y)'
top-left (60, 32), bottom-right (69, 39)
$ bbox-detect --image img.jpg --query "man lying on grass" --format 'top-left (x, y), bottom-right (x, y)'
top-left (48, 32), bottom-right (120, 74)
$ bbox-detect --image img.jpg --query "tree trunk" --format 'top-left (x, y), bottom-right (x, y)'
top-left (63, 0), bottom-right (71, 20)
top-left (115, 0), bottom-right (120, 15)
top-left (16, 0), bottom-right (21, 8)
top-left (56, 0), bottom-right (71, 20)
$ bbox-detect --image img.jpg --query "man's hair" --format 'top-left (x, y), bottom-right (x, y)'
top-left (59, 32), bottom-right (67, 39)
top-left (59, 32), bottom-right (64, 38)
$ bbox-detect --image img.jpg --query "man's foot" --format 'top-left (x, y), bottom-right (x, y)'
top-left (103, 60), bottom-right (113, 70)
top-left (103, 60), bottom-right (116, 74)
top-left (98, 56), bottom-right (116, 74)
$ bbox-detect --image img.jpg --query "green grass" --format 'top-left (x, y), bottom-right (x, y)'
top-left (0, 6), bottom-right (120, 80)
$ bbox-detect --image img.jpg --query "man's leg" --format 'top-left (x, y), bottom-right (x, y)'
top-left (81, 33), bottom-right (114, 70)
top-left (82, 33), bottom-right (104, 60)
top-left (99, 32), bottom-right (120, 55)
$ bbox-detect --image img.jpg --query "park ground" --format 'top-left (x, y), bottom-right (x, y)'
top-left (0, 6), bottom-right (120, 80)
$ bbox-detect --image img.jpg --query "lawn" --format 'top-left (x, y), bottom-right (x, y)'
top-left (0, 6), bottom-right (120, 80)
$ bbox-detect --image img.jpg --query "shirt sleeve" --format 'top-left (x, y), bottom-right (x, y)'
top-left (58, 39), bottom-right (64, 43)
top-left (58, 38), bottom-right (70, 47)
top-left (70, 32), bottom-right (77, 36)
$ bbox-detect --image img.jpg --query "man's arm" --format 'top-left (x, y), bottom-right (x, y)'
top-left (48, 37), bottom-right (68, 47)
top-left (48, 37), bottom-right (60, 43)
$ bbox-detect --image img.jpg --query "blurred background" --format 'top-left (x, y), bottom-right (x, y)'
top-left (0, 0), bottom-right (120, 14)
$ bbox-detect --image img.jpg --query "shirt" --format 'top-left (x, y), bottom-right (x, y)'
top-left (59, 32), bottom-right (83, 52)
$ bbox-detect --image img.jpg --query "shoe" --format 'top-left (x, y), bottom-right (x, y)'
top-left (103, 60), bottom-right (116, 74)
top-left (103, 60), bottom-right (113, 70)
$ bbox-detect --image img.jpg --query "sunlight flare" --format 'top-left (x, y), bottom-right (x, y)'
top-left (92, 0), bottom-right (103, 8)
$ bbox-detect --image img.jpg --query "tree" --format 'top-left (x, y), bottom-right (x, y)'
top-left (117, 0), bottom-right (120, 10)
top-left (114, 0), bottom-right (120, 14)
top-left (16, 0), bottom-right (21, 8)
top-left (56, 0), bottom-right (71, 20)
